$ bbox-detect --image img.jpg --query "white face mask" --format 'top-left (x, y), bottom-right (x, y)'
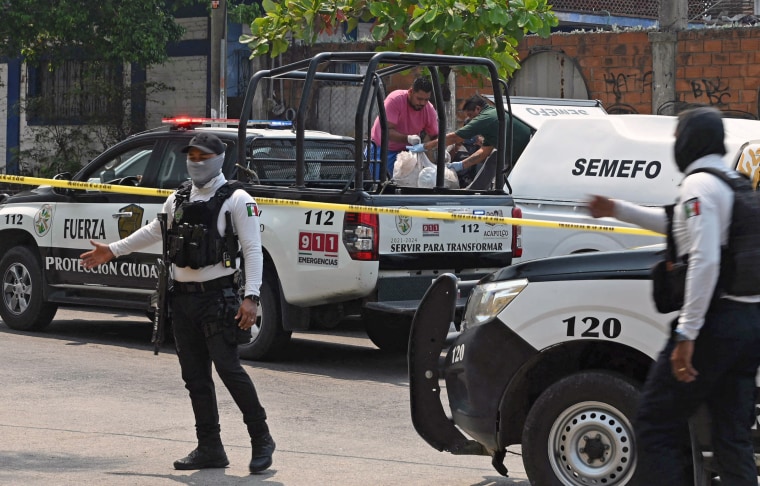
top-left (186, 153), bottom-right (224, 186)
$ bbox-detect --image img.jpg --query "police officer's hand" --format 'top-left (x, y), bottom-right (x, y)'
top-left (80, 240), bottom-right (115, 270)
top-left (587, 195), bottom-right (615, 218)
top-left (235, 297), bottom-right (258, 330)
top-left (671, 340), bottom-right (698, 383)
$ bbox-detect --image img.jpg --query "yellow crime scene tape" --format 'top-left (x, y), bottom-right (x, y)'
top-left (0, 174), bottom-right (663, 237)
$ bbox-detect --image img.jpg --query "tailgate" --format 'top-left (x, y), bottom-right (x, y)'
top-left (377, 203), bottom-right (513, 266)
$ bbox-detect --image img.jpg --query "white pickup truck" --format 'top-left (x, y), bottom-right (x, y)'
top-left (0, 52), bottom-right (522, 360)
top-left (500, 96), bottom-right (760, 261)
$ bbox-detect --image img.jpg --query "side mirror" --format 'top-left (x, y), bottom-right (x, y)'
top-left (52, 172), bottom-right (73, 196)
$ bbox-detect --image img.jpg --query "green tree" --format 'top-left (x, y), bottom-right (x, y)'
top-left (240, 0), bottom-right (558, 79)
top-left (0, 0), bottom-right (189, 66)
top-left (1, 0), bottom-right (197, 175)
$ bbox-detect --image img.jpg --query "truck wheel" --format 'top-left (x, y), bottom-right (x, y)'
top-left (522, 371), bottom-right (641, 486)
top-left (363, 311), bottom-right (412, 353)
top-left (237, 272), bottom-right (291, 361)
top-left (0, 246), bottom-right (58, 331)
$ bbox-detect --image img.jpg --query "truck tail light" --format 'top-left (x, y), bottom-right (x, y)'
top-left (343, 212), bottom-right (378, 261)
top-left (511, 206), bottom-right (523, 258)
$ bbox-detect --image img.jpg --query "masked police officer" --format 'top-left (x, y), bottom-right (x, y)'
top-left (81, 132), bottom-right (275, 474)
top-left (588, 107), bottom-right (760, 484)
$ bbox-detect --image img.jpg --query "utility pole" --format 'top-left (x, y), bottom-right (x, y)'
top-left (649, 0), bottom-right (687, 114)
top-left (210, 0), bottom-right (227, 118)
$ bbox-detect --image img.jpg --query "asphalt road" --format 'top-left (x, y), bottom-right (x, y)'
top-left (0, 307), bottom-right (529, 485)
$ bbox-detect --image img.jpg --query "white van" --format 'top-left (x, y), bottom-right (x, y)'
top-left (504, 97), bottom-right (760, 261)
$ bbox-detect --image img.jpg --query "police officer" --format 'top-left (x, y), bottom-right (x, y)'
top-left (81, 132), bottom-right (275, 474)
top-left (588, 106), bottom-right (760, 485)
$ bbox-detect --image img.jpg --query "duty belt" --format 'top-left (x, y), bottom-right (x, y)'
top-left (174, 275), bottom-right (236, 294)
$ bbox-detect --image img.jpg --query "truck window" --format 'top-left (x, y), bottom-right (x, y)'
top-left (251, 139), bottom-right (355, 184)
top-left (160, 141), bottom-right (193, 189)
top-left (87, 144), bottom-right (154, 186)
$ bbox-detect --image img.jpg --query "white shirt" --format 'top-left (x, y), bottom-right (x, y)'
top-left (614, 153), bottom-right (760, 340)
top-left (109, 173), bottom-right (263, 298)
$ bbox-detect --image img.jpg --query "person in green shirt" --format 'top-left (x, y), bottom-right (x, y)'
top-left (418, 94), bottom-right (531, 174)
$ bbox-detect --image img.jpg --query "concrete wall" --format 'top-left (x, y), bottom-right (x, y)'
top-left (146, 17), bottom-right (209, 128)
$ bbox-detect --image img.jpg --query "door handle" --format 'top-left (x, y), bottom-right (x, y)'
top-left (112, 212), bottom-right (133, 218)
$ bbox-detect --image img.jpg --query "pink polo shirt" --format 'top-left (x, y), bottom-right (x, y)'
top-left (370, 89), bottom-right (438, 152)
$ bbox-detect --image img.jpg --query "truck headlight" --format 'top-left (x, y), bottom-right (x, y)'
top-left (462, 279), bottom-right (528, 330)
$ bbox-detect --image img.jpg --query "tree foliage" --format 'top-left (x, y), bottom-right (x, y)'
top-left (1, 0), bottom-right (197, 175)
top-left (240, 0), bottom-right (558, 79)
top-left (0, 0), bottom-right (191, 67)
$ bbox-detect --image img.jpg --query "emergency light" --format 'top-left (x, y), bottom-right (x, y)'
top-left (161, 117), bottom-right (293, 130)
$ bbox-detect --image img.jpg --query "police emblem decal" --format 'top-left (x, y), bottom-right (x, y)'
top-left (117, 204), bottom-right (145, 239)
top-left (395, 209), bottom-right (412, 235)
top-left (33, 204), bottom-right (54, 237)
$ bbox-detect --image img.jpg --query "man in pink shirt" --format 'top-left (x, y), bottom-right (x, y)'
top-left (369, 77), bottom-right (439, 177)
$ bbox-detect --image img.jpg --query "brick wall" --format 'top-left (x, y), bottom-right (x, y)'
top-left (516, 27), bottom-right (760, 118)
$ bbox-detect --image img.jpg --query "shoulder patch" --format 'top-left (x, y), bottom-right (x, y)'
top-left (246, 202), bottom-right (259, 217)
top-left (683, 197), bottom-right (701, 218)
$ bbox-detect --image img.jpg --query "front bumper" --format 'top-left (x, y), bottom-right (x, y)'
top-left (409, 274), bottom-right (538, 456)
top-left (408, 274), bottom-right (489, 456)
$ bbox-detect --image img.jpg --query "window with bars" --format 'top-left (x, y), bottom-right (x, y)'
top-left (26, 59), bottom-right (123, 125)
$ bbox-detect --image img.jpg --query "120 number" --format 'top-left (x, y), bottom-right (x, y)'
top-left (564, 316), bottom-right (621, 339)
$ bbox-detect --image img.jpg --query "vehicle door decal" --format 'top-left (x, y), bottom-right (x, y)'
top-left (118, 204), bottom-right (145, 238)
top-left (33, 204), bottom-right (53, 237)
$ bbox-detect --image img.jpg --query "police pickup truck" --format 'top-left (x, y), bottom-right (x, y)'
top-left (408, 141), bottom-right (760, 484)
top-left (0, 52), bottom-right (521, 360)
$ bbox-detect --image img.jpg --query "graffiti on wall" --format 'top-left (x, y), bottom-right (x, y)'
top-left (690, 78), bottom-right (731, 106)
top-left (602, 69), bottom-right (654, 115)
top-left (600, 69), bottom-right (758, 120)
top-left (602, 71), bottom-right (653, 103)
top-left (656, 76), bottom-right (757, 119)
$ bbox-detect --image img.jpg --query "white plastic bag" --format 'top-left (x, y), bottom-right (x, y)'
top-left (417, 166), bottom-right (460, 189)
top-left (418, 151), bottom-right (435, 169)
top-left (393, 151), bottom-right (422, 187)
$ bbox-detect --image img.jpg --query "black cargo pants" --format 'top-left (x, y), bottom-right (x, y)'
top-left (635, 299), bottom-right (760, 485)
top-left (171, 286), bottom-right (267, 446)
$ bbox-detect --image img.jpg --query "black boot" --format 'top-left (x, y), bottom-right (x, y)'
top-left (173, 444), bottom-right (229, 470)
top-left (249, 433), bottom-right (276, 473)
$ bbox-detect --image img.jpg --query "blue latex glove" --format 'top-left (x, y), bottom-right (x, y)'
top-left (447, 161), bottom-right (464, 172)
top-left (405, 143), bottom-right (425, 153)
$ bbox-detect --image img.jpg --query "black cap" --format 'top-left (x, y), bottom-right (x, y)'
top-left (181, 133), bottom-right (225, 155)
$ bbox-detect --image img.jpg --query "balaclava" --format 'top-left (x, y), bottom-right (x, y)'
top-left (187, 153), bottom-right (224, 186)
top-left (181, 133), bottom-right (226, 186)
top-left (674, 106), bottom-right (726, 173)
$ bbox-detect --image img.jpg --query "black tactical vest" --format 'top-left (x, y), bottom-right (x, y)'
top-left (167, 181), bottom-right (243, 269)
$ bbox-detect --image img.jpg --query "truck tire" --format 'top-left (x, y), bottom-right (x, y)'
top-left (522, 371), bottom-right (641, 486)
top-left (237, 271), bottom-right (291, 361)
top-left (363, 311), bottom-right (412, 353)
top-left (0, 246), bottom-right (58, 331)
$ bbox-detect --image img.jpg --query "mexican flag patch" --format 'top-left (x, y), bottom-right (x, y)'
top-left (683, 197), bottom-right (701, 218)
top-left (246, 202), bottom-right (259, 217)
